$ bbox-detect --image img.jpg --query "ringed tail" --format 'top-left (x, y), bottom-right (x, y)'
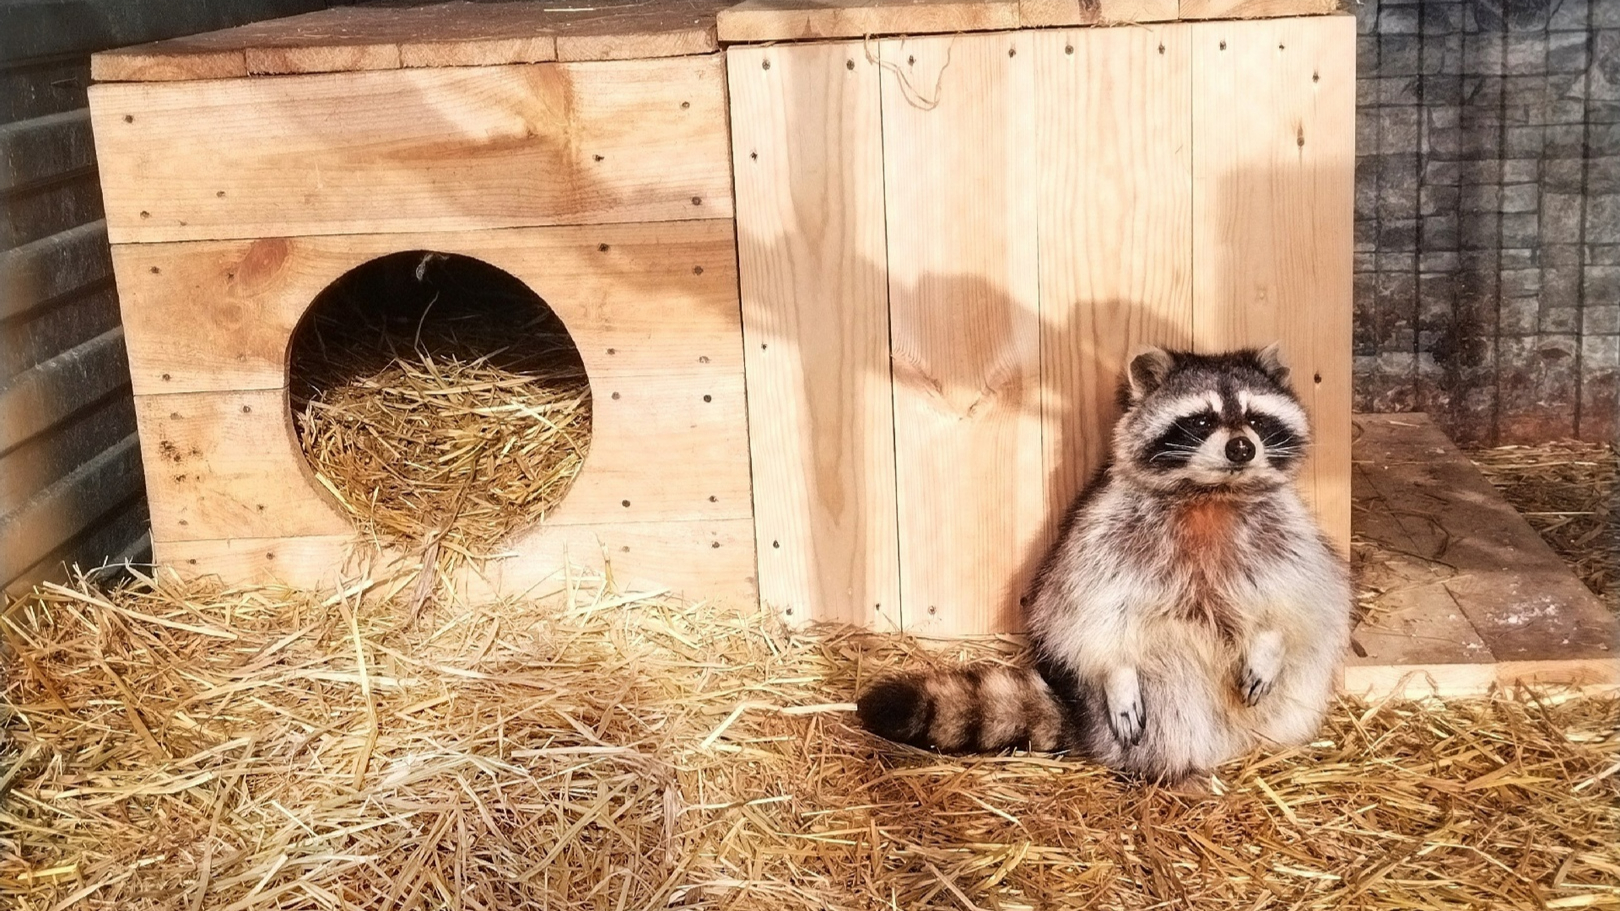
top-left (856, 665), bottom-right (1067, 753)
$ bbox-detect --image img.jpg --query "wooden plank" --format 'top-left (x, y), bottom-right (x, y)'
top-left (1342, 414), bottom-right (1618, 698)
top-left (1018, 0), bottom-right (1179, 27)
top-left (156, 518), bottom-right (759, 604)
top-left (135, 389), bottom-right (354, 544)
top-left (1341, 660), bottom-right (1620, 701)
top-left (90, 1), bottom-right (733, 82)
top-left (1189, 14), bottom-right (1355, 553)
top-left (1033, 25), bottom-right (1194, 523)
top-left (880, 33), bottom-right (1042, 636)
top-left (717, 0), bottom-right (1019, 43)
top-left (1347, 453), bottom-right (1491, 670)
top-left (88, 57), bottom-right (733, 243)
top-left (137, 364), bottom-right (753, 544)
top-left (1179, 0), bottom-right (1344, 20)
top-left (92, 45), bottom-right (252, 82)
top-left (727, 42), bottom-right (899, 629)
top-left (1358, 415), bottom-right (1618, 664)
top-left (485, 518), bottom-right (758, 603)
top-left (547, 0), bottom-right (729, 62)
top-left (111, 222), bottom-right (743, 396)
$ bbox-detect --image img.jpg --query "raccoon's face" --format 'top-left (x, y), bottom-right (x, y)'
top-left (1111, 344), bottom-right (1310, 492)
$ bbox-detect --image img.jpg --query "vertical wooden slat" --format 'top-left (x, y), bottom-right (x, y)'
top-left (728, 43), bottom-right (900, 628)
top-left (1034, 24), bottom-right (1195, 521)
top-left (880, 32), bottom-right (1042, 635)
top-left (1190, 15), bottom-right (1356, 552)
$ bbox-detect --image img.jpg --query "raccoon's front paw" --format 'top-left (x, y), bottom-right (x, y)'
top-left (1239, 630), bottom-right (1285, 707)
top-left (1104, 666), bottom-right (1145, 746)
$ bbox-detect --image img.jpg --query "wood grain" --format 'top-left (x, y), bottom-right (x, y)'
top-left (1179, 0), bottom-right (1344, 20)
top-left (1018, 0), bottom-right (1179, 26)
top-left (111, 222), bottom-right (744, 395)
top-left (89, 57), bottom-right (732, 243)
top-left (135, 388), bottom-right (352, 544)
top-left (1033, 25), bottom-right (1194, 523)
top-left (1343, 414), bottom-right (1618, 698)
top-left (880, 33), bottom-right (1042, 636)
top-left (91, 1), bottom-right (734, 82)
top-left (728, 42), bottom-right (900, 629)
top-left (156, 518), bottom-right (760, 604)
top-left (1189, 14), bottom-right (1355, 553)
top-left (717, 0), bottom-right (1018, 42)
top-left (137, 362), bottom-right (753, 544)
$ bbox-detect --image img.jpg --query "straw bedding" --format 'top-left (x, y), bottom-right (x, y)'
top-left (289, 251), bottom-right (592, 565)
top-left (4, 572), bottom-right (1618, 911)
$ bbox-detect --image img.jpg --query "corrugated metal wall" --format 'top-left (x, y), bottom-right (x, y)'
top-left (0, 0), bottom-right (328, 596)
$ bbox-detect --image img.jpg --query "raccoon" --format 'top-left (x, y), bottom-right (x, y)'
top-left (856, 344), bottom-right (1351, 783)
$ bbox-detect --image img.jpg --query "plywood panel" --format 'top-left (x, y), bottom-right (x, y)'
top-left (139, 369), bottom-right (752, 543)
top-left (157, 518), bottom-right (759, 604)
top-left (1189, 14), bottom-right (1355, 552)
top-left (880, 32), bottom-right (1042, 636)
top-left (89, 57), bottom-right (732, 243)
top-left (717, 0), bottom-right (1018, 43)
top-left (728, 43), bottom-right (900, 629)
top-left (1033, 25), bottom-right (1194, 522)
top-left (111, 222), bottom-right (744, 396)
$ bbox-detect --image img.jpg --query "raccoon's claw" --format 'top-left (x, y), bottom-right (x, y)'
top-left (1238, 666), bottom-right (1275, 706)
top-left (1111, 702), bottom-right (1146, 745)
top-left (1239, 630), bottom-right (1285, 707)
top-left (1104, 667), bottom-right (1145, 746)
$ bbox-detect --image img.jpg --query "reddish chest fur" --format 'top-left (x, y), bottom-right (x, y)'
top-left (1170, 498), bottom-right (1243, 637)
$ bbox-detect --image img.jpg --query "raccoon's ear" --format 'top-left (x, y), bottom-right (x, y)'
top-left (1256, 341), bottom-right (1290, 384)
top-left (1127, 346), bottom-right (1175, 401)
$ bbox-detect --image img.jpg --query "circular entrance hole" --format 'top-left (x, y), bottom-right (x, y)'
top-left (289, 251), bottom-right (592, 555)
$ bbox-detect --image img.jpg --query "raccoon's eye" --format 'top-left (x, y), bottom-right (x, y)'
top-left (1188, 413), bottom-right (1216, 431)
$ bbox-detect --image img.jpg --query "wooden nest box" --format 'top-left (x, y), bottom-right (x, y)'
top-left (89, 0), bottom-right (1355, 636)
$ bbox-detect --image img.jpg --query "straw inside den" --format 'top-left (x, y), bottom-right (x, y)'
top-left (3, 572), bottom-right (1617, 911)
top-left (289, 251), bottom-right (592, 563)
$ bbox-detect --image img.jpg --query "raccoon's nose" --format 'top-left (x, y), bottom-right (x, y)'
top-left (1225, 436), bottom-right (1256, 464)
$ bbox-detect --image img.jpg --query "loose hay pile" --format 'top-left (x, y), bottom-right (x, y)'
top-left (4, 574), bottom-right (1619, 911)
top-left (1468, 441), bottom-right (1618, 612)
top-left (290, 251), bottom-right (591, 564)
